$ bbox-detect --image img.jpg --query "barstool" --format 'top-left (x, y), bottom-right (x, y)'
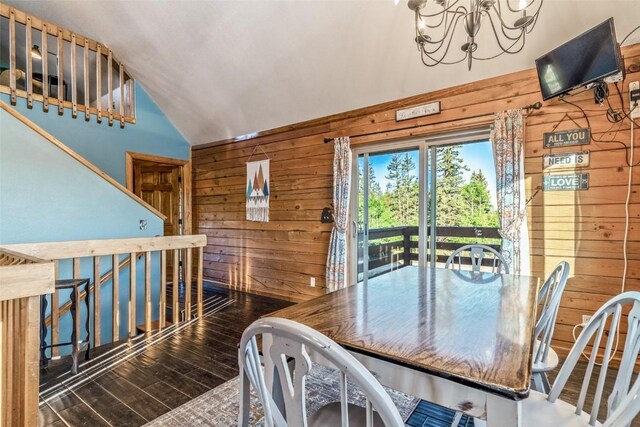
top-left (40, 278), bottom-right (91, 374)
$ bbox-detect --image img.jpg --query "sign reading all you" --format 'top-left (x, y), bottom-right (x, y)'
top-left (543, 128), bottom-right (590, 148)
top-left (543, 173), bottom-right (589, 191)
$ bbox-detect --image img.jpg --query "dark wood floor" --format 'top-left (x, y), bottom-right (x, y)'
top-left (38, 284), bottom-right (291, 426)
top-left (38, 283), bottom-right (638, 426)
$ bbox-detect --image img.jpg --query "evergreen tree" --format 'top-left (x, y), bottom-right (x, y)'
top-left (435, 146), bottom-right (469, 226)
top-left (385, 153), bottom-right (419, 226)
top-left (461, 169), bottom-right (499, 227)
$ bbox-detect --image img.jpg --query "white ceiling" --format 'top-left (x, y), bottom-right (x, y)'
top-left (4, 0), bottom-right (640, 145)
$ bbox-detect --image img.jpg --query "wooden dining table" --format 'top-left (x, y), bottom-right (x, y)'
top-left (267, 266), bottom-right (540, 426)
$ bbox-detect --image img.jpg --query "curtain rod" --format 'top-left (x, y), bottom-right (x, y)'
top-left (323, 102), bottom-right (542, 144)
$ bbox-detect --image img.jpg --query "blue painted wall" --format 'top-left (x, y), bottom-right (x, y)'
top-left (0, 107), bottom-right (165, 348)
top-left (0, 82), bottom-right (190, 185)
top-left (0, 80), bottom-right (189, 352)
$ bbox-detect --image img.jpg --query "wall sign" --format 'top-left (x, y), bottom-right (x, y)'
top-left (543, 173), bottom-right (589, 191)
top-left (543, 150), bottom-right (590, 170)
top-left (543, 128), bottom-right (590, 148)
top-left (396, 101), bottom-right (440, 121)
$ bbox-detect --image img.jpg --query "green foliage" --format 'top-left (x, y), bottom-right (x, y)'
top-left (384, 153), bottom-right (419, 226)
top-left (358, 147), bottom-right (499, 235)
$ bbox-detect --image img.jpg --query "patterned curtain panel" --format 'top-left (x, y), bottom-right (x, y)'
top-left (326, 137), bottom-right (352, 293)
top-left (491, 109), bottom-right (531, 275)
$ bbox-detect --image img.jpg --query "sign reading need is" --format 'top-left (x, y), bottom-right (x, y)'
top-left (543, 173), bottom-right (589, 191)
top-left (544, 128), bottom-right (590, 148)
top-left (543, 151), bottom-right (590, 169)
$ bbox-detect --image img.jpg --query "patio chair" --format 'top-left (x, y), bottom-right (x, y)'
top-left (531, 261), bottom-right (570, 393)
top-left (475, 291), bottom-right (640, 427)
top-left (445, 244), bottom-right (509, 274)
top-left (238, 317), bottom-right (404, 427)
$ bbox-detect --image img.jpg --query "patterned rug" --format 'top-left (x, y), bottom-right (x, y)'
top-left (145, 363), bottom-right (421, 426)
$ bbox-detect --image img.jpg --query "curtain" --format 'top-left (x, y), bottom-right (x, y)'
top-left (491, 109), bottom-right (530, 275)
top-left (326, 137), bottom-right (352, 293)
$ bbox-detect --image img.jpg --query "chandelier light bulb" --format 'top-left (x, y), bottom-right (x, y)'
top-left (518, 0), bottom-right (528, 10)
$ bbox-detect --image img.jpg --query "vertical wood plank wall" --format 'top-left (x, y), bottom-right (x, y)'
top-left (193, 44), bottom-right (640, 358)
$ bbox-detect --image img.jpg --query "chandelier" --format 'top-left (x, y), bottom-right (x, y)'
top-left (408, 0), bottom-right (543, 70)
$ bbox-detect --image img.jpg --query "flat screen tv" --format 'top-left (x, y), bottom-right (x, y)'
top-left (535, 18), bottom-right (623, 101)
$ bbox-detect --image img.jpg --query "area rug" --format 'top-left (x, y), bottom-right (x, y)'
top-left (144, 363), bottom-right (420, 426)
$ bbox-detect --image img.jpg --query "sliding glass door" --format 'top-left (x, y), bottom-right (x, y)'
top-left (355, 148), bottom-right (422, 282)
top-left (351, 128), bottom-right (499, 283)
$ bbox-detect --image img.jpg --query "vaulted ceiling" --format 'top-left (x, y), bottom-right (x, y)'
top-left (5, 0), bottom-right (640, 145)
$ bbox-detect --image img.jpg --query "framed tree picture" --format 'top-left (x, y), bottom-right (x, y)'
top-left (246, 159), bottom-right (270, 222)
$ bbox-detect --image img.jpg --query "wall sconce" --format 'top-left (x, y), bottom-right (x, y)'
top-left (320, 207), bottom-right (334, 223)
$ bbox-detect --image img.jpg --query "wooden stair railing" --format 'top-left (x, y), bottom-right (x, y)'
top-left (0, 249), bottom-right (55, 426)
top-left (43, 252), bottom-right (142, 329)
top-left (0, 235), bottom-right (207, 355)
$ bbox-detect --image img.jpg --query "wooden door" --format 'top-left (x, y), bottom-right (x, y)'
top-left (133, 161), bottom-right (181, 237)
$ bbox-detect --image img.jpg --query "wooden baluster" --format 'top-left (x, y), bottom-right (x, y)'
top-left (119, 62), bottom-right (125, 128)
top-left (185, 248), bottom-right (192, 320)
top-left (50, 261), bottom-right (59, 357)
top-left (8, 8), bottom-right (16, 105)
top-left (172, 250), bottom-right (179, 323)
top-left (41, 23), bottom-right (49, 112)
top-left (57, 29), bottom-right (63, 115)
top-left (129, 252), bottom-right (136, 337)
top-left (144, 251), bottom-right (151, 332)
top-left (112, 254), bottom-right (119, 341)
top-left (70, 34), bottom-right (77, 118)
top-left (5, 301), bottom-right (14, 426)
top-left (128, 77), bottom-right (136, 120)
top-left (107, 49), bottom-right (113, 126)
top-left (83, 40), bottom-right (90, 121)
top-left (25, 16), bottom-right (33, 109)
top-left (93, 256), bottom-right (101, 347)
top-left (197, 246), bottom-right (203, 318)
top-left (96, 44), bottom-right (102, 123)
top-left (159, 250), bottom-right (166, 329)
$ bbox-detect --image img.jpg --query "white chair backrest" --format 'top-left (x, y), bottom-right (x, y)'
top-left (444, 244), bottom-right (509, 274)
top-left (604, 375), bottom-right (640, 427)
top-left (239, 317), bottom-right (404, 427)
top-left (548, 292), bottom-right (640, 427)
top-left (533, 261), bottom-right (570, 364)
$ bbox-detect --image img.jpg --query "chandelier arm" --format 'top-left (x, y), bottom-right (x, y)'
top-left (501, 0), bottom-right (537, 14)
top-left (475, 19), bottom-right (526, 59)
top-left (417, 0), bottom-right (463, 19)
top-left (489, 2), bottom-right (542, 31)
top-left (424, 8), bottom-right (447, 30)
top-left (420, 14), bottom-right (468, 65)
top-left (495, 11), bottom-right (530, 41)
top-left (421, 49), bottom-right (467, 66)
top-left (420, 12), bottom-right (467, 55)
top-left (525, 12), bottom-right (541, 34)
top-left (425, 7), bottom-right (466, 29)
top-left (418, 11), bottom-right (466, 54)
top-left (488, 13), bottom-right (527, 53)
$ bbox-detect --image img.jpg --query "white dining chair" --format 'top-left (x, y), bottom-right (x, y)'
top-left (238, 317), bottom-right (405, 427)
top-left (445, 244), bottom-right (509, 274)
top-left (531, 261), bottom-right (570, 393)
top-left (475, 291), bottom-right (640, 427)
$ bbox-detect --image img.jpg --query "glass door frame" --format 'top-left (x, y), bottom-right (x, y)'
top-left (348, 127), bottom-right (491, 285)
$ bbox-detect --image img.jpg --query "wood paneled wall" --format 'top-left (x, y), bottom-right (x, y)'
top-left (193, 44), bottom-right (640, 358)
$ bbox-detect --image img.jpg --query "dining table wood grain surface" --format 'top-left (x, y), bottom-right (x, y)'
top-left (268, 266), bottom-right (540, 400)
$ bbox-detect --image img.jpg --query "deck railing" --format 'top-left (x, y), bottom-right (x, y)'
top-left (358, 226), bottom-right (502, 277)
top-left (0, 235), bottom-right (207, 357)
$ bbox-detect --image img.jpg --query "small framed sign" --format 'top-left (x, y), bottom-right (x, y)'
top-left (543, 128), bottom-right (590, 148)
top-left (396, 101), bottom-right (440, 121)
top-left (543, 173), bottom-right (589, 191)
top-left (543, 150), bottom-right (590, 170)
